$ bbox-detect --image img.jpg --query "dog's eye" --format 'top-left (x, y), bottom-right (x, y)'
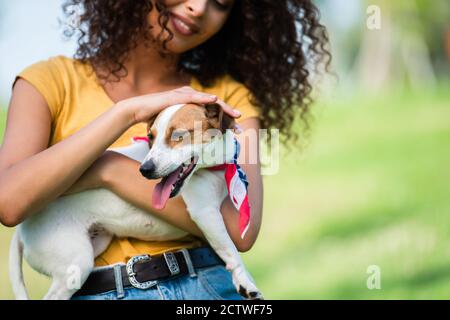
top-left (171, 129), bottom-right (190, 142)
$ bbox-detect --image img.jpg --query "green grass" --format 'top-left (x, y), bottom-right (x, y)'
top-left (1, 86), bottom-right (449, 299)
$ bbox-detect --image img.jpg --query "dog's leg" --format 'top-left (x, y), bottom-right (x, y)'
top-left (182, 171), bottom-right (263, 299)
top-left (42, 233), bottom-right (95, 300)
top-left (44, 279), bottom-right (77, 300)
top-left (190, 207), bottom-right (262, 299)
top-left (43, 252), bottom-right (94, 300)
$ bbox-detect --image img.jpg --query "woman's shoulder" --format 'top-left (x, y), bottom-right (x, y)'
top-left (15, 55), bottom-right (94, 121)
top-left (44, 54), bottom-right (75, 66)
top-left (19, 55), bottom-right (91, 81)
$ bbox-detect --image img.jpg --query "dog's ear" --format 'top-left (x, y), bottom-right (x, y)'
top-left (205, 103), bottom-right (235, 133)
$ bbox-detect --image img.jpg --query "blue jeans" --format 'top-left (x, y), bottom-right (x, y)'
top-left (71, 265), bottom-right (244, 300)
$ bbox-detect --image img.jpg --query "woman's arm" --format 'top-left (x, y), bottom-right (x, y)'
top-left (220, 117), bottom-right (263, 251)
top-left (0, 81), bottom-right (222, 227)
top-left (0, 80), bottom-right (131, 227)
top-left (64, 118), bottom-right (263, 252)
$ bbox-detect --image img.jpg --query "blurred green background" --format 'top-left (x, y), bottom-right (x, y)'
top-left (0, 0), bottom-right (449, 299)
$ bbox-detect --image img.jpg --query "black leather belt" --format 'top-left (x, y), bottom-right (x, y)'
top-left (72, 246), bottom-right (224, 297)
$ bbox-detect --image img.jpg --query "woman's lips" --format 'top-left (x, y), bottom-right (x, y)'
top-left (169, 13), bottom-right (198, 36)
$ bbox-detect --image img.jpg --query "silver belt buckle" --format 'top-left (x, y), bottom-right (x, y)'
top-left (126, 255), bottom-right (157, 290)
top-left (163, 252), bottom-right (180, 276)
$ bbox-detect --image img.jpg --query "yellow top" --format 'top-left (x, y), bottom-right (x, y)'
top-left (15, 55), bottom-right (260, 266)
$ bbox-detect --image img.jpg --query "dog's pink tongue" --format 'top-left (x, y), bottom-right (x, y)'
top-left (152, 167), bottom-right (183, 210)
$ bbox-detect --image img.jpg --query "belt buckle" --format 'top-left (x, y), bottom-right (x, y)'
top-left (163, 252), bottom-right (180, 276)
top-left (126, 254), bottom-right (157, 290)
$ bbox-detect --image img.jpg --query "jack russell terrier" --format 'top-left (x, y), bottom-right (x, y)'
top-left (9, 103), bottom-right (262, 300)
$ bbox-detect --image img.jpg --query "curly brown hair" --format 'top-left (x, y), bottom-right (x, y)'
top-left (62, 0), bottom-right (331, 145)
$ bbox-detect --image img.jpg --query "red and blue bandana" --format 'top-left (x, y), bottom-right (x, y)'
top-left (132, 136), bottom-right (251, 239)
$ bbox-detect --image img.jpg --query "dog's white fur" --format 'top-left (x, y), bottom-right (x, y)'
top-left (9, 104), bottom-right (261, 300)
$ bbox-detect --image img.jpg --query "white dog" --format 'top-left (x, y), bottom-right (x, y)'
top-left (9, 103), bottom-right (262, 300)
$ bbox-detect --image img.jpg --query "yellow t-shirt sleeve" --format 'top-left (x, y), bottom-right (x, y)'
top-left (223, 76), bottom-right (261, 123)
top-left (13, 56), bottom-right (66, 120)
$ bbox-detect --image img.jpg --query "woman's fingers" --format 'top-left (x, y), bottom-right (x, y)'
top-left (124, 86), bottom-right (242, 124)
top-left (210, 99), bottom-right (242, 118)
top-left (127, 87), bottom-right (217, 123)
top-left (176, 89), bottom-right (217, 104)
top-left (166, 88), bottom-right (241, 118)
top-left (170, 87), bottom-right (219, 105)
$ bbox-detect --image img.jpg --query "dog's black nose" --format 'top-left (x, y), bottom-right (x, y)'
top-left (139, 160), bottom-right (156, 179)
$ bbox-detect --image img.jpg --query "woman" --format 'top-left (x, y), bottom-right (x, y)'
top-left (0, 0), bottom-right (330, 300)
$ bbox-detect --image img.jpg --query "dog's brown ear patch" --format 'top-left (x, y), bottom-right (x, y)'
top-left (146, 115), bottom-right (158, 147)
top-left (205, 103), bottom-right (235, 133)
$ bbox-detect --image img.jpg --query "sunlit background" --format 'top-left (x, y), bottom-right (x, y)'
top-left (1, 0), bottom-right (449, 299)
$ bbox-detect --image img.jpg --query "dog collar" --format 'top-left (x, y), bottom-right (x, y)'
top-left (132, 136), bottom-right (251, 239)
top-left (132, 136), bottom-right (150, 144)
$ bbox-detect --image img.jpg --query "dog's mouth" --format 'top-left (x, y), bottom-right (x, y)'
top-left (152, 156), bottom-right (198, 210)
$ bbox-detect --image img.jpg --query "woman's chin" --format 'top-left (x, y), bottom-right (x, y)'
top-left (147, 30), bottom-right (202, 53)
top-left (165, 40), bottom-right (201, 53)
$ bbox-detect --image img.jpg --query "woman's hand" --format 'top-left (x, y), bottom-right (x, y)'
top-left (117, 86), bottom-right (242, 125)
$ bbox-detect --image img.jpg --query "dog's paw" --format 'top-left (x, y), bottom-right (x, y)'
top-left (231, 268), bottom-right (264, 300)
top-left (238, 285), bottom-right (264, 300)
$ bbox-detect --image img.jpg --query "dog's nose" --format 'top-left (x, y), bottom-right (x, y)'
top-left (139, 160), bottom-right (156, 179)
